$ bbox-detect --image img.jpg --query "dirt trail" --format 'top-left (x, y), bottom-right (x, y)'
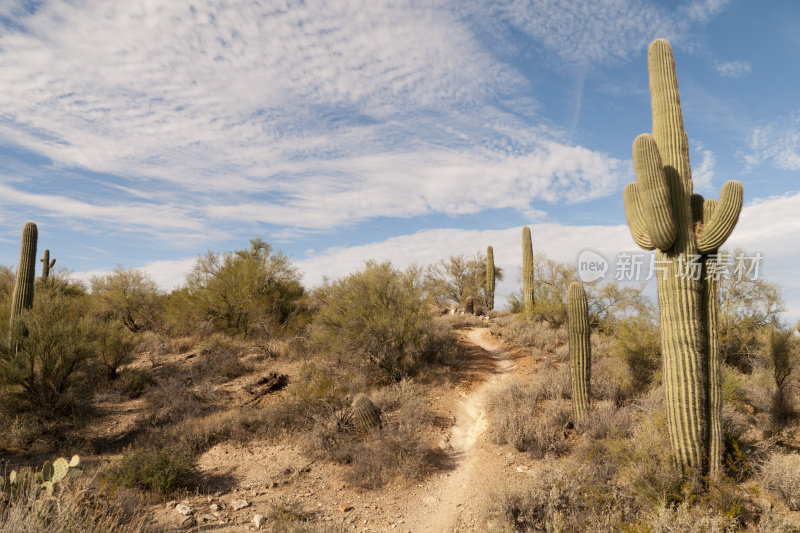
top-left (401, 327), bottom-right (518, 533)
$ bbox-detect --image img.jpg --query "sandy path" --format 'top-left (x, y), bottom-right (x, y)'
top-left (401, 327), bottom-right (517, 533)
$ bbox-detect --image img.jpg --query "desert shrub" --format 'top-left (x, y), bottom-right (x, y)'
top-left (167, 239), bottom-right (305, 337)
top-left (581, 403), bottom-right (636, 441)
top-left (637, 501), bottom-right (739, 532)
top-left (192, 333), bottom-right (252, 381)
top-left (90, 267), bottom-right (163, 332)
top-left (0, 479), bottom-right (150, 532)
top-left (485, 377), bottom-right (571, 458)
top-left (109, 446), bottom-right (196, 494)
top-left (592, 353), bottom-right (630, 405)
top-left (491, 461), bottom-right (630, 532)
top-left (495, 317), bottom-right (567, 355)
top-left (760, 452), bottom-right (800, 510)
top-left (425, 252), bottom-right (503, 309)
top-left (613, 316), bottom-right (661, 395)
top-left (312, 261), bottom-right (441, 381)
top-left (0, 289), bottom-right (98, 413)
top-left (761, 325), bottom-right (797, 425)
top-left (125, 370), bottom-right (154, 398)
top-left (757, 506), bottom-right (799, 533)
top-left (95, 320), bottom-right (139, 379)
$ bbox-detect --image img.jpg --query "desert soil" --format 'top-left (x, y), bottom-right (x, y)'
top-left (149, 326), bottom-right (544, 532)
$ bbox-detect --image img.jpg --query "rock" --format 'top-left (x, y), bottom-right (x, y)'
top-left (175, 503), bottom-right (194, 516)
top-left (165, 500), bottom-right (178, 508)
top-left (341, 504), bottom-right (354, 512)
top-left (179, 514), bottom-right (196, 529)
top-left (210, 503), bottom-right (221, 511)
top-left (231, 499), bottom-right (250, 511)
top-left (253, 514), bottom-right (265, 529)
top-left (200, 513), bottom-right (217, 522)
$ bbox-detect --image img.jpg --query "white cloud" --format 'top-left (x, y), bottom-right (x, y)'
top-left (744, 115), bottom-right (800, 170)
top-left (691, 143), bottom-right (716, 191)
top-left (490, 0), bottom-right (729, 64)
top-left (73, 257), bottom-right (196, 292)
top-left (0, 0), bottom-right (631, 237)
top-left (714, 60), bottom-right (752, 78)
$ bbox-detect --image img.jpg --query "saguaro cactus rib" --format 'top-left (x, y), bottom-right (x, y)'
top-left (625, 39), bottom-right (742, 475)
top-left (623, 183), bottom-right (656, 250)
top-left (568, 282), bottom-right (591, 423)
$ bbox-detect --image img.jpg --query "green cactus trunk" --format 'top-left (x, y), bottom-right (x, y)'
top-left (40, 249), bottom-right (55, 281)
top-left (10, 222), bottom-right (38, 336)
top-left (486, 246), bottom-right (495, 311)
top-left (568, 282), bottom-right (591, 423)
top-left (522, 227), bottom-right (534, 316)
top-left (624, 39), bottom-right (742, 475)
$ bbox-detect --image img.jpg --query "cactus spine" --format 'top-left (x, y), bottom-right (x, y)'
top-left (10, 222), bottom-right (38, 335)
top-left (522, 226), bottom-right (534, 316)
top-left (623, 39), bottom-right (742, 475)
top-left (40, 249), bottom-right (55, 281)
top-left (486, 246), bottom-right (495, 311)
top-left (568, 282), bottom-right (591, 423)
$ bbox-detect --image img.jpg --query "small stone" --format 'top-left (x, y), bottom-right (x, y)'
top-left (200, 513), bottom-right (217, 522)
top-left (175, 503), bottom-right (194, 516)
top-left (179, 515), bottom-right (196, 529)
top-left (341, 504), bottom-right (354, 512)
top-left (165, 500), bottom-right (178, 508)
top-left (253, 514), bottom-right (265, 529)
top-left (210, 503), bottom-right (221, 511)
top-left (231, 499), bottom-right (250, 510)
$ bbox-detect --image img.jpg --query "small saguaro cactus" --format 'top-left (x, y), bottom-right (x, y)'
top-left (522, 226), bottom-right (534, 316)
top-left (568, 282), bottom-right (591, 423)
top-left (10, 222), bottom-right (38, 335)
top-left (351, 394), bottom-right (381, 432)
top-left (623, 39), bottom-right (742, 476)
top-left (486, 246), bottom-right (495, 311)
top-left (40, 249), bottom-right (56, 281)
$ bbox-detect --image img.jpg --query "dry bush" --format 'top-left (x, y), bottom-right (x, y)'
top-left (592, 353), bottom-right (631, 405)
top-left (0, 478), bottom-right (152, 532)
top-left (485, 377), bottom-right (571, 458)
top-left (434, 312), bottom-right (484, 329)
top-left (491, 460), bottom-right (632, 532)
top-left (191, 334), bottom-right (252, 382)
top-left (612, 316), bottom-right (661, 395)
top-left (760, 452), bottom-right (800, 510)
top-left (108, 446), bottom-right (196, 494)
top-left (579, 403), bottom-right (637, 441)
top-left (496, 318), bottom-right (567, 355)
top-left (638, 501), bottom-right (739, 532)
top-left (756, 506), bottom-right (800, 533)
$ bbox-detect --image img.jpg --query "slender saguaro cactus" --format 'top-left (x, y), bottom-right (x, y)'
top-left (623, 39), bottom-right (742, 475)
top-left (522, 226), bottom-right (534, 315)
top-left (486, 246), bottom-right (495, 311)
top-left (10, 222), bottom-right (38, 334)
top-left (568, 282), bottom-right (591, 423)
top-left (40, 249), bottom-right (56, 281)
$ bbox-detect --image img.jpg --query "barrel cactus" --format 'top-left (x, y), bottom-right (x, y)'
top-left (10, 222), bottom-right (38, 335)
top-left (40, 249), bottom-right (56, 281)
top-left (567, 282), bottom-right (591, 423)
top-left (351, 394), bottom-right (381, 432)
top-left (486, 246), bottom-right (495, 311)
top-left (522, 226), bottom-right (534, 315)
top-left (623, 39), bottom-right (742, 475)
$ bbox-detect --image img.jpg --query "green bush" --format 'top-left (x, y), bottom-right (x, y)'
top-left (613, 316), bottom-right (661, 395)
top-left (95, 321), bottom-right (139, 379)
top-left (167, 239), bottom-right (305, 337)
top-left (0, 289), bottom-right (98, 413)
top-left (125, 370), bottom-right (154, 398)
top-left (109, 447), bottom-right (195, 494)
top-left (90, 268), bottom-right (163, 332)
top-left (312, 261), bottom-right (440, 381)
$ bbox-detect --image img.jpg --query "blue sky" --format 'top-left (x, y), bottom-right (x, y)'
top-left (1, 0), bottom-right (799, 319)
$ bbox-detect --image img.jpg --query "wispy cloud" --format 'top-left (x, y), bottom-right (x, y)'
top-left (743, 114), bottom-right (800, 170)
top-left (489, 0), bottom-right (730, 65)
top-left (714, 60), bottom-right (752, 78)
top-left (691, 142), bottom-right (716, 191)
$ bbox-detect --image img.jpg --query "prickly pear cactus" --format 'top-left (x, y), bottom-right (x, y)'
top-left (40, 249), bottom-right (56, 281)
top-left (623, 39), bottom-right (742, 475)
top-left (351, 394), bottom-right (381, 432)
top-left (5, 455), bottom-right (81, 496)
top-left (522, 227), bottom-right (534, 316)
top-left (568, 282), bottom-right (591, 423)
top-left (10, 221), bottom-right (37, 334)
top-left (486, 246), bottom-right (495, 311)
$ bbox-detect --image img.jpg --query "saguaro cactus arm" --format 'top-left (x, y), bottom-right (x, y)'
top-left (697, 180), bottom-right (743, 253)
top-left (632, 134), bottom-right (677, 251)
top-left (623, 183), bottom-right (656, 250)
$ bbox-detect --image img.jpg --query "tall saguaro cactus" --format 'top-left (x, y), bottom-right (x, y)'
top-left (522, 226), bottom-right (534, 316)
top-left (623, 39), bottom-right (742, 475)
top-left (486, 246), bottom-right (495, 311)
top-left (40, 249), bottom-right (56, 281)
top-left (568, 282), bottom-right (591, 423)
top-left (10, 222), bottom-right (38, 334)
